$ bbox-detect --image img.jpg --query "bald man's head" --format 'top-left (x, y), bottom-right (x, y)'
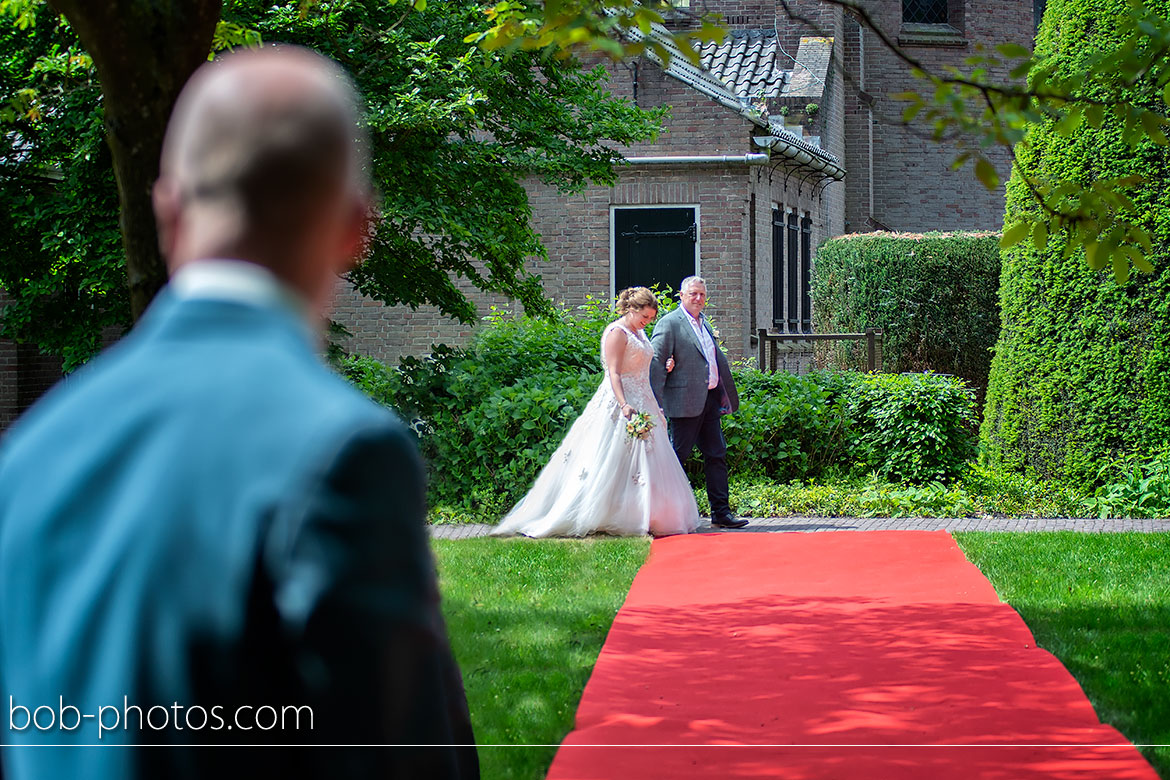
top-left (154, 46), bottom-right (372, 295)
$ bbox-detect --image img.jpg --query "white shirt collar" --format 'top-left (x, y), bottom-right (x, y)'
top-left (170, 259), bottom-right (311, 324)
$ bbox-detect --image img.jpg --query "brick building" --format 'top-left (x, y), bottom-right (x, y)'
top-left (333, 0), bottom-right (1033, 367)
top-left (2, 0), bottom-right (1036, 429)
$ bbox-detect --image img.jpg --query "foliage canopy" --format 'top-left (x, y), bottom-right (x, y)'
top-left (0, 0), bottom-right (663, 367)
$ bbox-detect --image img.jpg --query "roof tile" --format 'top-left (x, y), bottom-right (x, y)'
top-left (698, 30), bottom-right (787, 100)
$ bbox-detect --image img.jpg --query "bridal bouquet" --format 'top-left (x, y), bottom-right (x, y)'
top-left (626, 411), bottom-right (654, 440)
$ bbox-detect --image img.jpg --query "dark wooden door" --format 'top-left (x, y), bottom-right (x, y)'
top-left (614, 208), bottom-right (697, 296)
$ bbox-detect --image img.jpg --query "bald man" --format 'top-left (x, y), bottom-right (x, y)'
top-left (0, 47), bottom-right (477, 779)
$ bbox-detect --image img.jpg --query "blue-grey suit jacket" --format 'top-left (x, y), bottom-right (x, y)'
top-left (0, 291), bottom-right (477, 779)
top-left (649, 307), bottom-right (739, 419)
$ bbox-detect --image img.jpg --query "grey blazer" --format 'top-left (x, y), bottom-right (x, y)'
top-left (650, 307), bottom-right (739, 419)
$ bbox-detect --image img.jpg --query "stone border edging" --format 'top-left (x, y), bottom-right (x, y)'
top-left (430, 516), bottom-right (1170, 539)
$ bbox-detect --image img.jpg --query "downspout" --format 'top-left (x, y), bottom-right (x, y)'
top-left (623, 154), bottom-right (771, 165)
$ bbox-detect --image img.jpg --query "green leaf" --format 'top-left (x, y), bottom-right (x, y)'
top-left (1086, 103), bottom-right (1105, 128)
top-left (1001, 220), bottom-right (1031, 249)
top-left (1126, 246), bottom-right (1155, 274)
top-left (1112, 251), bottom-right (1131, 284)
top-left (1055, 106), bottom-right (1083, 136)
top-left (996, 43), bottom-right (1031, 58)
top-left (1085, 241), bottom-right (1105, 271)
top-left (975, 157), bottom-right (1000, 190)
top-left (1140, 110), bottom-right (1168, 145)
top-left (1031, 219), bottom-right (1049, 252)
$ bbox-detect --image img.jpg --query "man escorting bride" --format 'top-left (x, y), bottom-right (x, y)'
top-left (649, 276), bottom-right (747, 529)
top-left (492, 287), bottom-right (700, 538)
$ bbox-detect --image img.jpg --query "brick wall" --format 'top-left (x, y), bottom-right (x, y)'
top-left (0, 340), bottom-right (16, 434)
top-left (0, 291), bottom-right (65, 435)
top-left (665, 0), bottom-right (776, 31)
top-left (0, 344), bottom-right (66, 435)
top-left (841, 0), bottom-right (1032, 232)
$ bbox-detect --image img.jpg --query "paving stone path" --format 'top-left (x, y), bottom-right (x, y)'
top-left (431, 515), bottom-right (1170, 539)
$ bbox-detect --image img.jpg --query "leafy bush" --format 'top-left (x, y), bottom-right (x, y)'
top-left (343, 304), bottom-right (981, 521)
top-left (721, 371), bottom-right (850, 481)
top-left (959, 462), bottom-right (1087, 517)
top-left (811, 232), bottom-right (1002, 401)
top-left (1081, 449), bottom-right (1170, 519)
top-left (723, 370), bottom-right (976, 486)
top-left (843, 372), bottom-right (978, 484)
top-left (980, 0), bottom-right (1170, 486)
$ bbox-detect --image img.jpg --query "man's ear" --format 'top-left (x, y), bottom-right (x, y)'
top-left (334, 195), bottom-right (378, 274)
top-left (152, 177), bottom-right (181, 261)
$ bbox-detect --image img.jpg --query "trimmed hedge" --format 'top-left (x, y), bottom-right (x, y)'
top-left (342, 306), bottom-right (978, 519)
top-left (979, 0), bottom-right (1170, 486)
top-left (811, 231), bottom-right (1002, 399)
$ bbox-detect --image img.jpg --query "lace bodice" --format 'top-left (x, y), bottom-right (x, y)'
top-left (600, 321), bottom-right (659, 416)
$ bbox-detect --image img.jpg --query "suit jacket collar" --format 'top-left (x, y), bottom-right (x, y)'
top-left (136, 286), bottom-right (319, 352)
top-left (678, 308), bottom-right (712, 362)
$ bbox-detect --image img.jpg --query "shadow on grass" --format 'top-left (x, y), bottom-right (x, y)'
top-left (956, 532), bottom-right (1170, 778)
top-left (434, 537), bottom-right (649, 780)
top-left (1007, 602), bottom-right (1170, 778)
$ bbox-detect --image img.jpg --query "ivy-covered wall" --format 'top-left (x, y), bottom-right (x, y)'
top-left (979, 0), bottom-right (1170, 485)
top-left (810, 231), bottom-right (1002, 397)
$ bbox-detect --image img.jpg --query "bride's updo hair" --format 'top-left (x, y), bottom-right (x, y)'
top-left (616, 286), bottom-right (657, 315)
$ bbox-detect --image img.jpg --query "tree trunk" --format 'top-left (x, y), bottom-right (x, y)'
top-left (47, 0), bottom-right (222, 322)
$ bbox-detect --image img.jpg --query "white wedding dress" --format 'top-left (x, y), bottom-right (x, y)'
top-left (492, 321), bottom-right (700, 538)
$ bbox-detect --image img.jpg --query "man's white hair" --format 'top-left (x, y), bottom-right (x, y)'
top-left (680, 275), bottom-right (707, 293)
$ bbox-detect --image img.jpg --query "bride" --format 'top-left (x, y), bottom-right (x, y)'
top-left (492, 287), bottom-right (700, 538)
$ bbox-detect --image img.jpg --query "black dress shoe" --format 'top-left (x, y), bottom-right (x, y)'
top-left (711, 515), bottom-right (749, 529)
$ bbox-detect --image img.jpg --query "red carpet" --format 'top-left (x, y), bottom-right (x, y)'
top-left (546, 532), bottom-right (1157, 779)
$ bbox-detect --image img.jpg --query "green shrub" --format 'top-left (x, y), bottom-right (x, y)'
top-left (980, 0), bottom-right (1170, 486)
top-left (959, 462), bottom-right (1086, 517)
top-left (1081, 449), bottom-right (1170, 519)
top-left (707, 465), bottom-right (1085, 519)
top-left (343, 304), bottom-right (980, 521)
top-left (721, 370), bottom-right (850, 481)
top-left (844, 372), bottom-right (978, 484)
top-left (811, 231), bottom-right (1002, 401)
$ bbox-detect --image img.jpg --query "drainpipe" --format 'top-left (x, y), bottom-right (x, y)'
top-left (623, 154), bottom-right (771, 165)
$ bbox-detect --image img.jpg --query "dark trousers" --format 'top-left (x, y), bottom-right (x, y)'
top-left (668, 386), bottom-right (731, 521)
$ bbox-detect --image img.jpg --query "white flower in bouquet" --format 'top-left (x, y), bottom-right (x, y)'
top-left (626, 411), bottom-right (654, 440)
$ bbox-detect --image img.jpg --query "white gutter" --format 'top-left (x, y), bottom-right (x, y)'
top-left (754, 133), bottom-right (845, 181)
top-left (623, 154), bottom-right (771, 165)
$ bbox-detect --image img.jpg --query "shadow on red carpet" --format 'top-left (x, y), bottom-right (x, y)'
top-left (545, 531), bottom-right (1158, 780)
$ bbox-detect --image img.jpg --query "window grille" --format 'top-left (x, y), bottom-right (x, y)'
top-left (902, 0), bottom-right (947, 24)
top-left (786, 211), bottom-right (800, 332)
top-left (800, 214), bottom-right (812, 333)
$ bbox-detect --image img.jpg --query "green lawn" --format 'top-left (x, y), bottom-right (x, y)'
top-left (434, 537), bottom-right (650, 780)
top-left (955, 532), bottom-right (1170, 777)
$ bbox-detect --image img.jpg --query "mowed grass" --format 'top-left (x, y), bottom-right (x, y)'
top-left (955, 532), bottom-right (1170, 777)
top-left (433, 537), bottom-right (650, 780)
